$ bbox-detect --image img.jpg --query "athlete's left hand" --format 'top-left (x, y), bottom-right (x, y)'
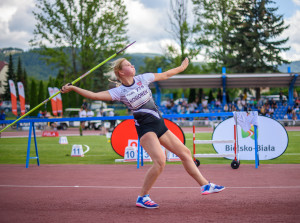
top-left (180, 57), bottom-right (189, 71)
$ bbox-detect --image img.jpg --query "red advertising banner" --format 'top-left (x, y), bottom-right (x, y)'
top-left (48, 87), bottom-right (58, 116)
top-left (111, 119), bottom-right (185, 157)
top-left (42, 131), bottom-right (59, 137)
top-left (8, 80), bottom-right (18, 116)
top-left (17, 82), bottom-right (26, 115)
top-left (53, 87), bottom-right (63, 115)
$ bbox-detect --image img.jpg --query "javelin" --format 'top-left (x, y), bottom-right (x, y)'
top-left (0, 41), bottom-right (136, 133)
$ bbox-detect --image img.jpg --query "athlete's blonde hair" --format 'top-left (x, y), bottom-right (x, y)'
top-left (109, 58), bottom-right (127, 87)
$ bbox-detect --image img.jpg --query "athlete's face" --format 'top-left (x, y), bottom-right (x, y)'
top-left (120, 60), bottom-right (136, 77)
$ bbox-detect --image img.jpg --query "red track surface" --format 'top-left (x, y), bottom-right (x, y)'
top-left (0, 164), bottom-right (299, 223)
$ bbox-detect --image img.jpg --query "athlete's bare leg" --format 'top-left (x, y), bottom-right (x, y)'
top-left (139, 132), bottom-right (166, 196)
top-left (159, 130), bottom-right (209, 186)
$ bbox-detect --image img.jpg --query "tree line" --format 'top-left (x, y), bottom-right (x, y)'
top-left (2, 55), bottom-right (86, 116)
top-left (139, 0), bottom-right (291, 102)
top-left (1, 0), bottom-right (291, 116)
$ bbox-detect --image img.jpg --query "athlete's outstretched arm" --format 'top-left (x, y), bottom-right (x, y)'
top-left (61, 84), bottom-right (112, 101)
top-left (153, 57), bottom-right (189, 82)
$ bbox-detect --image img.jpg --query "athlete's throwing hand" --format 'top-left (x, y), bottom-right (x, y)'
top-left (61, 83), bottom-right (73, 93)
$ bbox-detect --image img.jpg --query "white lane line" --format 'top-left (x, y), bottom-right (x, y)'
top-left (0, 185), bottom-right (299, 189)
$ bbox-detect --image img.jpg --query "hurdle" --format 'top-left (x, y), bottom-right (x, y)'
top-left (193, 125), bottom-right (240, 169)
top-left (193, 111), bottom-right (259, 169)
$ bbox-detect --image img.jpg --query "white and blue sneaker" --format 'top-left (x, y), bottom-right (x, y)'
top-left (136, 194), bottom-right (159, 209)
top-left (201, 182), bottom-right (225, 195)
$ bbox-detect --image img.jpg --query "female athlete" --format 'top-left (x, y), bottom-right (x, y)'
top-left (61, 57), bottom-right (225, 209)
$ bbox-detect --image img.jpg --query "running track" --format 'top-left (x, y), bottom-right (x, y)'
top-left (0, 164), bottom-right (299, 223)
top-left (1, 126), bottom-right (300, 222)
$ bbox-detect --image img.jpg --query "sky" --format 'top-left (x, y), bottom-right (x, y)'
top-left (0, 0), bottom-right (300, 62)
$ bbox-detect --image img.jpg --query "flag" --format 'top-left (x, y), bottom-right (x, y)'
top-left (8, 80), bottom-right (18, 116)
top-left (53, 87), bottom-right (63, 116)
top-left (17, 82), bottom-right (26, 115)
top-left (48, 87), bottom-right (58, 116)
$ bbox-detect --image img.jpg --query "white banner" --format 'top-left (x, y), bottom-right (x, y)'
top-left (53, 87), bottom-right (62, 114)
top-left (8, 80), bottom-right (18, 116)
top-left (48, 87), bottom-right (57, 116)
top-left (212, 116), bottom-right (288, 160)
top-left (17, 82), bottom-right (26, 115)
top-left (9, 80), bottom-right (17, 96)
top-left (17, 82), bottom-right (25, 97)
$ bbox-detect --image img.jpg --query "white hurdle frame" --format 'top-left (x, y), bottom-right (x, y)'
top-left (193, 124), bottom-right (239, 161)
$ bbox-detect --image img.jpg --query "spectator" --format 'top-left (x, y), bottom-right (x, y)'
top-left (45, 112), bottom-right (51, 118)
top-left (269, 106), bottom-right (274, 117)
top-left (248, 98), bottom-right (254, 106)
top-left (50, 112), bottom-right (62, 130)
top-left (294, 90), bottom-right (298, 100)
top-left (215, 99), bottom-right (221, 108)
top-left (165, 99), bottom-right (171, 109)
top-left (82, 99), bottom-right (88, 109)
top-left (37, 110), bottom-right (44, 118)
top-left (0, 110), bottom-right (6, 127)
top-left (87, 109), bottom-right (94, 117)
top-left (195, 96), bottom-right (200, 106)
top-left (279, 90), bottom-right (283, 103)
top-left (176, 103), bottom-right (182, 114)
top-left (252, 98), bottom-right (258, 107)
top-left (51, 122), bottom-right (57, 130)
top-left (166, 99), bottom-right (175, 110)
top-left (258, 97), bottom-right (264, 107)
top-left (108, 109), bottom-right (114, 117)
top-left (283, 113), bottom-right (289, 126)
top-left (86, 108), bottom-right (94, 129)
top-left (287, 106), bottom-right (293, 115)
top-left (203, 107), bottom-right (209, 113)
top-left (294, 105), bottom-right (299, 114)
top-left (260, 105), bottom-right (266, 115)
top-left (237, 99), bottom-right (243, 110)
top-left (230, 104), bottom-right (237, 112)
top-left (202, 97), bottom-right (208, 109)
top-left (96, 109), bottom-right (105, 135)
top-left (223, 104), bottom-right (229, 112)
top-left (296, 97), bottom-right (300, 106)
top-left (79, 106), bottom-right (87, 134)
top-left (108, 109), bottom-right (115, 127)
top-left (292, 109), bottom-right (297, 125)
top-left (270, 99), bottom-right (277, 109)
top-left (188, 101), bottom-right (198, 113)
top-left (241, 98), bottom-right (246, 108)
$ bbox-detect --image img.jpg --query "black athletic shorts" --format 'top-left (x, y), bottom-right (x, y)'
top-left (135, 118), bottom-right (168, 139)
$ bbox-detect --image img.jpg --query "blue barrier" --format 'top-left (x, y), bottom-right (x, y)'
top-left (0, 112), bottom-right (234, 125)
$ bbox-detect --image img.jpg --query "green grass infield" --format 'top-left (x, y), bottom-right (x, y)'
top-left (0, 132), bottom-right (299, 165)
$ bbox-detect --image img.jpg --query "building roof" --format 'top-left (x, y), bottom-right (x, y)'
top-left (0, 61), bottom-right (8, 72)
top-left (148, 73), bottom-right (300, 89)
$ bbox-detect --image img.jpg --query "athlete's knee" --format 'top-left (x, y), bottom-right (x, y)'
top-left (177, 146), bottom-right (192, 161)
top-left (153, 158), bottom-right (166, 172)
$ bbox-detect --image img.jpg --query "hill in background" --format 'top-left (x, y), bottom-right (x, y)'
top-left (0, 47), bottom-right (299, 80)
top-left (0, 48), bottom-right (161, 80)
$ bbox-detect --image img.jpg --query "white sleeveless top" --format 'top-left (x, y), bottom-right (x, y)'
top-left (108, 73), bottom-right (162, 125)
